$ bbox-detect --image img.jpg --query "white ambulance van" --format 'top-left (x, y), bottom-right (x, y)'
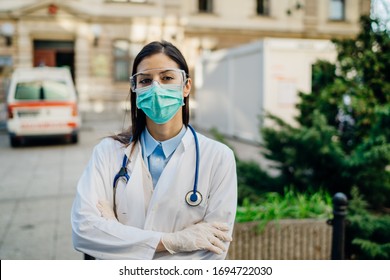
top-left (6, 67), bottom-right (80, 147)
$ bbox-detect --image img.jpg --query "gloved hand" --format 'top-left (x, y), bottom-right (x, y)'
top-left (161, 222), bottom-right (232, 255)
top-left (97, 200), bottom-right (117, 220)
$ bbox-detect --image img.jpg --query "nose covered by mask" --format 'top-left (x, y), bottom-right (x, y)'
top-left (135, 81), bottom-right (185, 124)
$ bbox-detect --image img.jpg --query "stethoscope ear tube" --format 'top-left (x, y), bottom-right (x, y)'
top-left (113, 155), bottom-right (130, 188)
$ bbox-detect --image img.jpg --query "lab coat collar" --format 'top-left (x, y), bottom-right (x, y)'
top-left (123, 125), bottom-right (195, 164)
top-left (143, 126), bottom-right (186, 159)
top-left (124, 139), bottom-right (139, 163)
top-left (180, 125), bottom-right (197, 151)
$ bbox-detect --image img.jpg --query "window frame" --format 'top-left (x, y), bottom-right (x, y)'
top-left (108, 0), bottom-right (147, 3)
top-left (256, 0), bottom-right (270, 16)
top-left (328, 0), bottom-right (346, 21)
top-left (113, 39), bottom-right (132, 83)
top-left (198, 0), bottom-right (213, 13)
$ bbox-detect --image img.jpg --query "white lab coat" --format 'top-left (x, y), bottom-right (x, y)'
top-left (71, 128), bottom-right (237, 259)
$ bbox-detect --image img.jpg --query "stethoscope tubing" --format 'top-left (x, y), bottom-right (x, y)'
top-left (187, 125), bottom-right (199, 202)
top-left (112, 154), bottom-right (130, 218)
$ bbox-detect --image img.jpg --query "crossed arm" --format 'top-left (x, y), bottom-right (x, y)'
top-left (97, 200), bottom-right (232, 255)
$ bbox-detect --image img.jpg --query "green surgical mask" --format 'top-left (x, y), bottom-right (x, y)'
top-left (135, 81), bottom-right (184, 124)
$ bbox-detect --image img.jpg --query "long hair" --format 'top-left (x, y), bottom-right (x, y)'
top-left (112, 41), bottom-right (190, 146)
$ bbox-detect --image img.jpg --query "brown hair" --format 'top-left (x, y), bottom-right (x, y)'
top-left (112, 40), bottom-right (190, 146)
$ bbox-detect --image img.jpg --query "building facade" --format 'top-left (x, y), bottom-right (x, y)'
top-left (0, 0), bottom-right (371, 113)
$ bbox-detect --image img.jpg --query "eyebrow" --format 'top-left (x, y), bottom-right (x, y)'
top-left (137, 69), bottom-right (179, 76)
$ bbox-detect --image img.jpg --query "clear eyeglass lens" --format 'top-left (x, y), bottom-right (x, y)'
top-left (131, 68), bottom-right (185, 90)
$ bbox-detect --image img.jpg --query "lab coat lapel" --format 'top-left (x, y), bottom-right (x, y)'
top-left (144, 129), bottom-right (193, 228)
top-left (118, 143), bottom-right (153, 227)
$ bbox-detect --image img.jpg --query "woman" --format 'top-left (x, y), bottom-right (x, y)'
top-left (71, 41), bottom-right (237, 260)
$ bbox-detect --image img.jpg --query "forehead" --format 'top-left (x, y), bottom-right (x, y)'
top-left (137, 53), bottom-right (179, 73)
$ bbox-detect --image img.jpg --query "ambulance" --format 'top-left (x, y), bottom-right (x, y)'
top-left (6, 67), bottom-right (80, 147)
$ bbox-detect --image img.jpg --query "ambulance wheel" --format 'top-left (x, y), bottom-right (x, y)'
top-left (71, 133), bottom-right (78, 144)
top-left (10, 135), bottom-right (21, 148)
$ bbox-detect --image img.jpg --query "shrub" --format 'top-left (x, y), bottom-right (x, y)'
top-left (345, 187), bottom-right (390, 259)
top-left (236, 187), bottom-right (333, 231)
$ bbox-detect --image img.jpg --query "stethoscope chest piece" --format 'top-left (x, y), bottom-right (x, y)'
top-left (185, 190), bottom-right (202, 207)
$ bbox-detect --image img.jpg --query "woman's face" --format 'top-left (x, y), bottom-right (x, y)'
top-left (136, 53), bottom-right (191, 97)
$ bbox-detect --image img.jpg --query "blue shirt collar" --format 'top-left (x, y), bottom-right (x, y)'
top-left (143, 125), bottom-right (187, 158)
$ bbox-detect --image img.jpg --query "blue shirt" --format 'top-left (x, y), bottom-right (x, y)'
top-left (140, 126), bottom-right (186, 188)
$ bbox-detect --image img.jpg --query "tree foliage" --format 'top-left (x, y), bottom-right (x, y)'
top-left (261, 16), bottom-right (390, 209)
top-left (346, 187), bottom-right (390, 259)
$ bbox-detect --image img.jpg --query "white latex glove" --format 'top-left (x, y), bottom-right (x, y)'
top-left (97, 200), bottom-right (116, 220)
top-left (161, 222), bottom-right (232, 255)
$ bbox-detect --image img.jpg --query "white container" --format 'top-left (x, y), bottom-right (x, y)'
top-left (194, 38), bottom-right (336, 142)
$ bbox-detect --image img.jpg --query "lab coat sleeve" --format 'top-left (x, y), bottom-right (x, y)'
top-left (71, 139), bottom-right (162, 260)
top-left (203, 144), bottom-right (238, 260)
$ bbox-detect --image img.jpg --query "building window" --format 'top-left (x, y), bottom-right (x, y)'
top-left (109, 0), bottom-right (147, 3)
top-left (0, 55), bottom-right (13, 100)
top-left (257, 0), bottom-right (270, 16)
top-left (113, 40), bottom-right (131, 82)
top-left (329, 0), bottom-right (345, 20)
top-left (199, 0), bottom-right (213, 13)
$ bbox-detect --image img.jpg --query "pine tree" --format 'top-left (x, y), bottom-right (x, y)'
top-left (261, 16), bottom-right (390, 209)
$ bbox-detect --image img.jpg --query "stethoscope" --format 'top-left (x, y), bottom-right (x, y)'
top-left (112, 124), bottom-right (202, 218)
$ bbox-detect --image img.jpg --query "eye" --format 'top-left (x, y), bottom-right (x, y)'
top-left (162, 75), bottom-right (174, 81)
top-left (139, 78), bottom-right (152, 85)
top-left (161, 71), bottom-right (180, 83)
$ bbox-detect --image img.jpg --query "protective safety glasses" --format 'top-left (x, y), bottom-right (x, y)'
top-left (130, 68), bottom-right (186, 91)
